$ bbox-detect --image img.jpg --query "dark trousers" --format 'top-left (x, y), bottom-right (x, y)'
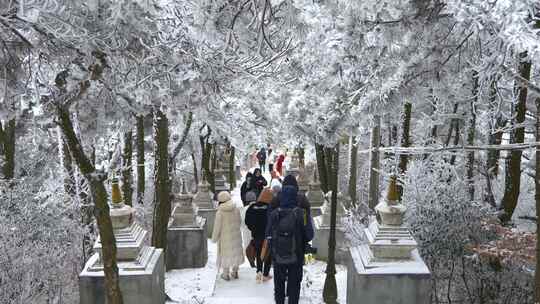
top-left (259, 160), bottom-right (266, 172)
top-left (269, 163), bottom-right (274, 173)
top-left (273, 263), bottom-right (303, 304)
top-left (254, 239), bottom-right (271, 276)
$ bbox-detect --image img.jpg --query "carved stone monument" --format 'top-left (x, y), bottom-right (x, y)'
top-left (312, 192), bottom-right (348, 262)
top-left (79, 178), bottom-right (165, 304)
top-left (167, 181), bottom-right (208, 270)
top-left (347, 177), bottom-right (431, 304)
top-left (192, 178), bottom-right (217, 238)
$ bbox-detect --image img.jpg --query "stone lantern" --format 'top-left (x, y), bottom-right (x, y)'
top-left (167, 180), bottom-right (208, 270)
top-left (346, 176), bottom-right (431, 304)
top-left (306, 169), bottom-right (325, 216)
top-left (192, 177), bottom-right (217, 238)
top-left (312, 191), bottom-right (348, 262)
top-left (79, 178), bottom-right (165, 304)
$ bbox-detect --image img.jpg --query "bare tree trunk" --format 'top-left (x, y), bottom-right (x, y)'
top-left (229, 146), bottom-right (236, 190)
top-left (348, 136), bottom-right (358, 205)
top-left (151, 110), bottom-right (170, 250)
top-left (315, 143), bottom-right (329, 193)
top-left (200, 128), bottom-right (215, 193)
top-left (534, 97), bottom-right (540, 303)
top-left (368, 116), bottom-right (381, 209)
top-left (121, 131), bottom-right (133, 206)
top-left (466, 72), bottom-right (478, 201)
top-left (191, 152), bottom-right (199, 191)
top-left (57, 106), bottom-right (123, 304)
top-left (323, 143), bottom-right (339, 303)
top-left (136, 115), bottom-right (145, 205)
top-left (170, 111), bottom-right (193, 163)
top-left (487, 79), bottom-right (505, 177)
top-left (0, 118), bottom-right (16, 180)
top-left (397, 102), bottom-right (412, 200)
top-left (501, 53), bottom-right (531, 223)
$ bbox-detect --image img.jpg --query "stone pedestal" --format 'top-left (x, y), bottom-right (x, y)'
top-left (312, 216), bottom-right (347, 263)
top-left (296, 168), bottom-right (309, 195)
top-left (192, 180), bottom-right (217, 238)
top-left (166, 216), bottom-right (208, 270)
top-left (346, 177), bottom-right (431, 304)
top-left (347, 246), bottom-right (431, 304)
top-left (79, 180), bottom-right (165, 304)
top-left (214, 169), bottom-right (229, 198)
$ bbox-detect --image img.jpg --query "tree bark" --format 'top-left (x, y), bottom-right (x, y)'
top-left (136, 115), bottom-right (145, 205)
top-left (534, 97), bottom-right (540, 303)
top-left (200, 129), bottom-right (215, 193)
top-left (57, 106), bottom-right (123, 304)
top-left (397, 102), bottom-right (412, 200)
top-left (0, 118), bottom-right (16, 180)
top-left (348, 136), bottom-right (358, 205)
top-left (324, 147), bottom-right (335, 191)
top-left (121, 131), bottom-right (133, 206)
top-left (151, 110), bottom-right (170, 250)
top-left (501, 53), bottom-right (531, 223)
top-left (487, 79), bottom-right (505, 177)
top-left (315, 143), bottom-right (329, 193)
top-left (191, 152), bottom-right (199, 191)
top-left (368, 116), bottom-right (381, 209)
top-left (229, 146), bottom-right (236, 190)
top-left (466, 72), bottom-right (478, 201)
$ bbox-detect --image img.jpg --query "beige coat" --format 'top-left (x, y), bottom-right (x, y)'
top-left (211, 200), bottom-right (244, 268)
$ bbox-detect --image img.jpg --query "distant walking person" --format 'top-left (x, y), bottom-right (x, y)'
top-left (240, 172), bottom-right (254, 206)
top-left (252, 168), bottom-right (268, 197)
top-left (212, 191), bottom-right (244, 281)
top-left (245, 188), bottom-right (273, 283)
top-left (267, 146), bottom-right (274, 173)
top-left (257, 147), bottom-right (267, 172)
top-left (266, 185), bottom-right (314, 304)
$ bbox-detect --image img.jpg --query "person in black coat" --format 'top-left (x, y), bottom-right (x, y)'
top-left (245, 188), bottom-right (273, 282)
top-left (252, 168), bottom-right (267, 197)
top-left (270, 174), bottom-right (311, 217)
top-left (240, 172), bottom-right (254, 206)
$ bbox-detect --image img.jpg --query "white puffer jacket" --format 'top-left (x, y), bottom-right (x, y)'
top-left (211, 200), bottom-right (245, 268)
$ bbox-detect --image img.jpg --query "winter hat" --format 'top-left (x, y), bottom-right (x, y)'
top-left (217, 191), bottom-right (231, 203)
top-left (282, 174), bottom-right (298, 190)
top-left (257, 188), bottom-right (273, 204)
top-left (245, 191), bottom-right (257, 202)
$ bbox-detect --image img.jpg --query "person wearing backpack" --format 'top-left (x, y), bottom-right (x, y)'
top-left (245, 188), bottom-right (273, 283)
top-left (212, 191), bottom-right (244, 281)
top-left (266, 185), bottom-right (314, 304)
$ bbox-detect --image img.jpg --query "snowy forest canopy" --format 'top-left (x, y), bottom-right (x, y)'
top-left (0, 0), bottom-right (540, 303)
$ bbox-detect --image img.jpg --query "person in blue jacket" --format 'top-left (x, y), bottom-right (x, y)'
top-left (265, 184), bottom-right (314, 304)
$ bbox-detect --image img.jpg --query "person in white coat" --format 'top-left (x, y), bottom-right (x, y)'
top-left (212, 191), bottom-right (245, 281)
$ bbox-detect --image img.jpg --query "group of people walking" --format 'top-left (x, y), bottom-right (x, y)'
top-left (252, 145), bottom-right (287, 176)
top-left (211, 159), bottom-right (315, 304)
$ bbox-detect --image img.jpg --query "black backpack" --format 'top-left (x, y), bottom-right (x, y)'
top-left (271, 207), bottom-right (302, 265)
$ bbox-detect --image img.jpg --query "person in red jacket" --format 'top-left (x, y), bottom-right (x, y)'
top-left (275, 153), bottom-right (285, 176)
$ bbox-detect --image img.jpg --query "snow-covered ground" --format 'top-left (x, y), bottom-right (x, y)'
top-left (165, 240), bottom-right (347, 304)
top-left (165, 170), bottom-right (347, 304)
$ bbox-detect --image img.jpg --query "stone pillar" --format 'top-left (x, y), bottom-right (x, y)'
top-left (296, 168), bottom-right (310, 195)
top-left (312, 192), bottom-right (348, 263)
top-left (286, 152), bottom-right (301, 177)
top-left (167, 181), bottom-right (208, 270)
top-left (79, 178), bottom-right (165, 304)
top-left (192, 179), bottom-right (217, 238)
top-left (306, 169), bottom-right (325, 216)
top-left (346, 177), bottom-right (431, 304)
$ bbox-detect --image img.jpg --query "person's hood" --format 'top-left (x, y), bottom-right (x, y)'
top-left (245, 172), bottom-right (253, 181)
top-left (282, 175), bottom-right (298, 190)
top-left (218, 200), bottom-right (235, 212)
top-left (279, 185), bottom-right (298, 208)
top-left (253, 168), bottom-right (262, 176)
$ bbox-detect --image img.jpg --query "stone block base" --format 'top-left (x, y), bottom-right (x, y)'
top-left (346, 245), bottom-right (431, 304)
top-left (312, 216), bottom-right (347, 263)
top-left (311, 206), bottom-right (322, 217)
top-left (166, 217), bottom-right (208, 270)
top-left (79, 248), bottom-right (165, 304)
top-left (198, 208), bottom-right (217, 238)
